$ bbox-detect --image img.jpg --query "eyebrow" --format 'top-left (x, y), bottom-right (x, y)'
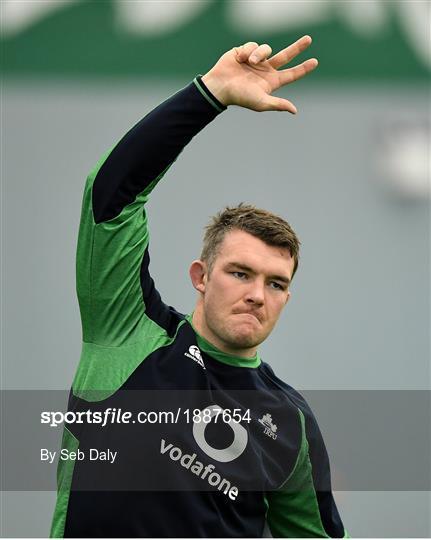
top-left (225, 262), bottom-right (291, 286)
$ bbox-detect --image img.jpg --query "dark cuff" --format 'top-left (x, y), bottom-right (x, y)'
top-left (193, 75), bottom-right (228, 113)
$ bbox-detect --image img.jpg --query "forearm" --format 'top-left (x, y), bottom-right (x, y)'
top-left (91, 76), bottom-right (226, 224)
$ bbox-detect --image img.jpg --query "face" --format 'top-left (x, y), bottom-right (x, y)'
top-left (191, 230), bottom-right (295, 357)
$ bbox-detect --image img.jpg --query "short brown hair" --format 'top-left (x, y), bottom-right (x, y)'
top-left (200, 203), bottom-right (301, 279)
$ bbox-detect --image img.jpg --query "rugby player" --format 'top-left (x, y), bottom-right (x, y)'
top-left (51, 36), bottom-right (348, 537)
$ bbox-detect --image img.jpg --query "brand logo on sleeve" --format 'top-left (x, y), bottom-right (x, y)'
top-left (258, 413), bottom-right (278, 440)
top-left (184, 345), bottom-right (205, 369)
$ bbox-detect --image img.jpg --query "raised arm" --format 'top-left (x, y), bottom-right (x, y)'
top-left (73, 38), bottom-right (318, 397)
top-left (76, 76), bottom-right (226, 346)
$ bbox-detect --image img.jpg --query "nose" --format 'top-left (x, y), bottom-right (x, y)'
top-left (244, 278), bottom-right (265, 306)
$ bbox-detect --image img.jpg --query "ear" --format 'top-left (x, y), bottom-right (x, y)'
top-left (189, 260), bottom-right (208, 294)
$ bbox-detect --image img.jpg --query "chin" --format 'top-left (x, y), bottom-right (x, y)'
top-left (227, 327), bottom-right (263, 350)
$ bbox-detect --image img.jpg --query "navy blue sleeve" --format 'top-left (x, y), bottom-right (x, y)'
top-left (92, 76), bottom-right (226, 223)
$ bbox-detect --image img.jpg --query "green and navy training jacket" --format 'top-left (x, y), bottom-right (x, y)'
top-left (50, 77), bottom-right (348, 538)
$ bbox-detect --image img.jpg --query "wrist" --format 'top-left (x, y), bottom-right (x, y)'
top-left (201, 72), bottom-right (230, 107)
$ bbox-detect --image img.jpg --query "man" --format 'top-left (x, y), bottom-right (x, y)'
top-left (51, 36), bottom-right (348, 537)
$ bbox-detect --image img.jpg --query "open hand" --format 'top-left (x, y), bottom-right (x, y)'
top-left (202, 36), bottom-right (318, 113)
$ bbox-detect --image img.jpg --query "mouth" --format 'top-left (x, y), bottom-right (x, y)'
top-left (234, 312), bottom-right (262, 324)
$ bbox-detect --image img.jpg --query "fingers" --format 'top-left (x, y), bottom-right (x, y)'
top-left (249, 43), bottom-right (272, 64)
top-left (235, 42), bottom-right (258, 63)
top-left (236, 36), bottom-right (315, 69)
top-left (235, 42), bottom-right (272, 64)
top-left (269, 35), bottom-right (313, 69)
top-left (278, 58), bottom-right (318, 87)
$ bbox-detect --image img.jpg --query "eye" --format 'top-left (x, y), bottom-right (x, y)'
top-left (232, 271), bottom-right (247, 280)
top-left (269, 281), bottom-right (285, 291)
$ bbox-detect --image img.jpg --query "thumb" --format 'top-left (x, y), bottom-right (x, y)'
top-left (260, 96), bottom-right (297, 114)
